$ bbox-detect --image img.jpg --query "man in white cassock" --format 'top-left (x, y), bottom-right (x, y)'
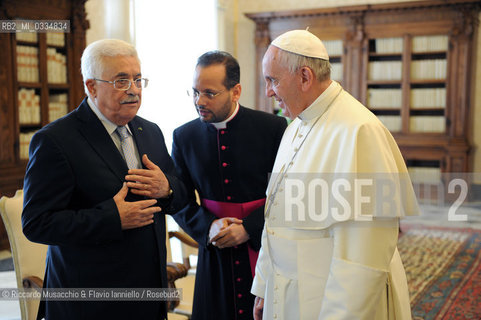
top-left (251, 30), bottom-right (420, 320)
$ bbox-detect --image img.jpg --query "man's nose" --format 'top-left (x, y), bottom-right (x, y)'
top-left (126, 81), bottom-right (141, 95)
top-left (265, 82), bottom-right (275, 97)
top-left (195, 94), bottom-right (208, 106)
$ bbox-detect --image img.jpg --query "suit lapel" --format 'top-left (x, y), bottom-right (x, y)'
top-left (75, 99), bottom-right (128, 182)
top-left (129, 118), bottom-right (146, 168)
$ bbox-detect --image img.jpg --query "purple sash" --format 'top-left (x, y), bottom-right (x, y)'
top-left (201, 198), bottom-right (266, 277)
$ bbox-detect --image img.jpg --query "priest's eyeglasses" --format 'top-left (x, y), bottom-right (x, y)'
top-left (188, 88), bottom-right (226, 100)
top-left (94, 78), bottom-right (149, 90)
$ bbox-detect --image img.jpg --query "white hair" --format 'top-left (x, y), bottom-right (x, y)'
top-left (276, 48), bottom-right (331, 82)
top-left (81, 39), bottom-right (140, 94)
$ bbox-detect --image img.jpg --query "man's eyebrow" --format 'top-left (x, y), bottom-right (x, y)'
top-left (114, 72), bottom-right (141, 78)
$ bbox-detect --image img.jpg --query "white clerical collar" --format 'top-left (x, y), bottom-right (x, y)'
top-left (211, 103), bottom-right (240, 130)
top-left (87, 97), bottom-right (132, 135)
top-left (298, 80), bottom-right (341, 122)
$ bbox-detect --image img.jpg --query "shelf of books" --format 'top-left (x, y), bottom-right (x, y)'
top-left (15, 32), bottom-right (70, 161)
top-left (409, 35), bottom-right (448, 134)
top-left (365, 34), bottom-right (449, 186)
top-left (366, 37), bottom-right (403, 133)
top-left (366, 34), bottom-right (448, 136)
top-left (323, 39), bottom-right (343, 83)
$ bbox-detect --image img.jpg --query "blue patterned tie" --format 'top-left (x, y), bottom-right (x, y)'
top-left (115, 126), bottom-right (139, 170)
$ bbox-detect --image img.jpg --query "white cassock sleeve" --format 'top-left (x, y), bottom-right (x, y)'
top-left (318, 218), bottom-right (399, 319)
top-left (251, 226), bottom-right (270, 298)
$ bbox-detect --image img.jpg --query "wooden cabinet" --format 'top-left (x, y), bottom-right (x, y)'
top-left (0, 0), bottom-right (89, 249)
top-left (246, 0), bottom-right (480, 179)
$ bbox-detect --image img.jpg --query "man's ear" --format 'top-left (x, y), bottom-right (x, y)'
top-left (231, 83), bottom-right (242, 103)
top-left (299, 66), bottom-right (315, 92)
top-left (85, 79), bottom-right (97, 97)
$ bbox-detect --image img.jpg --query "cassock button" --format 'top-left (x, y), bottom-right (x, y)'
top-left (220, 130), bottom-right (226, 135)
top-left (235, 260), bottom-right (240, 265)
top-left (238, 309), bottom-right (244, 315)
top-left (237, 293), bottom-right (242, 298)
top-left (227, 196), bottom-right (232, 200)
top-left (222, 162), bottom-right (228, 167)
top-left (236, 277), bottom-right (242, 282)
top-left (224, 179), bottom-right (229, 184)
top-left (221, 145), bottom-right (227, 150)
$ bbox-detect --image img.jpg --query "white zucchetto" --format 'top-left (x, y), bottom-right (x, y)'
top-left (271, 29), bottom-right (329, 61)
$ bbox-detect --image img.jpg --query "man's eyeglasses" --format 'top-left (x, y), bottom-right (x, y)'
top-left (188, 88), bottom-right (226, 100)
top-left (94, 78), bottom-right (149, 91)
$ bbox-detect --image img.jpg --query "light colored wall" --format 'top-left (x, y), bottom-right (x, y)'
top-left (85, 0), bottom-right (132, 45)
top-left (227, 0), bottom-right (481, 179)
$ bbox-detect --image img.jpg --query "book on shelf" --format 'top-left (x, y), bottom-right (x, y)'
top-left (368, 61), bottom-right (402, 81)
top-left (367, 88), bottom-right (402, 109)
top-left (409, 115), bottom-right (445, 133)
top-left (19, 131), bottom-right (37, 160)
top-left (407, 166), bottom-right (442, 185)
top-left (47, 48), bottom-right (67, 83)
top-left (376, 115), bottom-right (402, 132)
top-left (16, 32), bottom-right (38, 43)
top-left (412, 35), bottom-right (448, 53)
top-left (16, 45), bottom-right (39, 82)
top-left (331, 62), bottom-right (343, 82)
top-left (322, 40), bottom-right (343, 56)
top-left (374, 37), bottom-right (403, 54)
top-left (18, 88), bottom-right (40, 125)
top-left (410, 59), bottom-right (446, 80)
top-left (410, 88), bottom-right (446, 109)
top-left (46, 33), bottom-right (65, 47)
top-left (48, 93), bottom-right (68, 122)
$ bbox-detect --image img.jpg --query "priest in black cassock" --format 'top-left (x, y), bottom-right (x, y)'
top-left (172, 51), bottom-right (287, 320)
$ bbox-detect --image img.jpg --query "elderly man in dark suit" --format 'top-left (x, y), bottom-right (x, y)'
top-left (22, 39), bottom-right (187, 320)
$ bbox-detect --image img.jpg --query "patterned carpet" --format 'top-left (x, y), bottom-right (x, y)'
top-left (399, 225), bottom-right (481, 319)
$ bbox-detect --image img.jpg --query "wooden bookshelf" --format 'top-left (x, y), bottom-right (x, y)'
top-left (0, 0), bottom-right (89, 250)
top-left (246, 0), bottom-right (480, 180)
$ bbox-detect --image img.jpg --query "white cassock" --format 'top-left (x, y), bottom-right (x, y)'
top-left (251, 81), bottom-right (420, 320)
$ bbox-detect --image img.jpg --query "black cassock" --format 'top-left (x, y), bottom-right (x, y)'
top-left (172, 106), bottom-right (287, 320)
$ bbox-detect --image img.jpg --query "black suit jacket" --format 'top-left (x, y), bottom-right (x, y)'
top-left (22, 98), bottom-right (187, 320)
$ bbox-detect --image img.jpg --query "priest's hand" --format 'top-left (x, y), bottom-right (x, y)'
top-left (210, 218), bottom-right (249, 248)
top-left (125, 154), bottom-right (171, 199)
top-left (209, 217), bottom-right (242, 245)
top-left (209, 218), bottom-right (229, 244)
top-left (253, 296), bottom-right (264, 320)
top-left (114, 183), bottom-right (161, 230)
